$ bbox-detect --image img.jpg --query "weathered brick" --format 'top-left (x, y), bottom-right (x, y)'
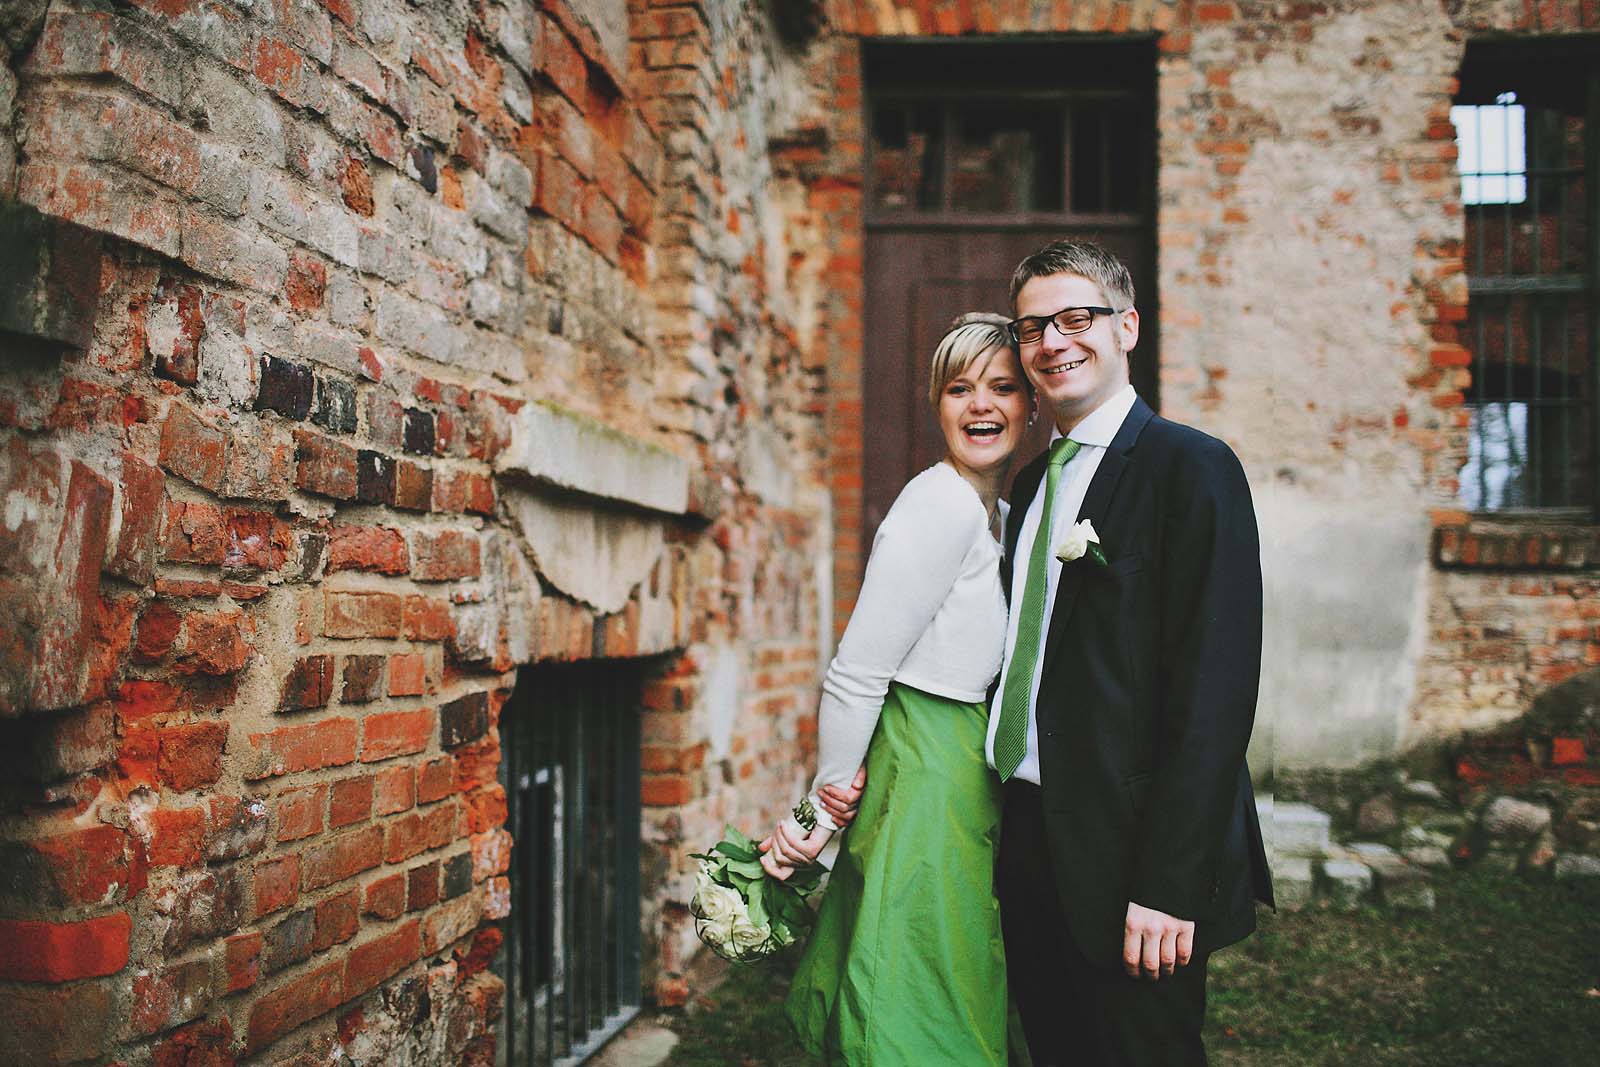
top-left (325, 589), bottom-right (403, 638)
top-left (163, 866), bottom-right (245, 953)
top-left (145, 807), bottom-right (206, 868)
top-left (343, 919), bottom-right (420, 998)
top-left (285, 249), bottom-right (326, 309)
top-left (403, 594), bottom-right (453, 640)
top-left (330, 774), bottom-right (374, 828)
top-left (363, 871), bottom-right (407, 920)
top-left (417, 756), bottom-right (455, 803)
top-left (411, 529), bottom-right (481, 581)
top-left (135, 601), bottom-right (183, 662)
top-left (279, 654), bottom-right (335, 711)
top-left (301, 824), bottom-right (383, 891)
top-left (327, 525), bottom-right (409, 574)
top-left (403, 407), bottom-right (436, 454)
top-left (255, 355), bottom-right (314, 419)
top-left (295, 428), bottom-right (360, 499)
top-left (311, 375), bottom-right (358, 433)
top-left (224, 508), bottom-right (293, 571)
top-left (442, 850), bottom-right (473, 899)
top-left (383, 802), bottom-right (455, 864)
top-left (361, 707), bottom-right (434, 762)
top-left (225, 931), bottom-right (262, 993)
top-left (262, 907), bottom-right (315, 974)
top-left (463, 784), bottom-right (508, 834)
top-left (374, 763), bottom-right (416, 815)
top-left (161, 499), bottom-right (226, 565)
top-left (109, 453), bottom-right (165, 583)
top-left (245, 958), bottom-right (342, 1054)
top-left (131, 957), bottom-right (214, 1037)
top-left (341, 654), bottom-right (385, 702)
top-left (0, 977), bottom-right (113, 1063)
top-left (175, 609), bottom-right (252, 676)
top-left (406, 860), bottom-right (440, 911)
top-left (158, 721), bottom-right (229, 791)
top-left (314, 887), bottom-right (361, 951)
top-left (254, 854), bottom-right (300, 918)
top-left (159, 403), bottom-right (227, 491)
top-left (273, 783), bottom-right (327, 842)
top-left (440, 691), bottom-right (489, 748)
top-left (206, 794), bottom-right (270, 862)
top-left (246, 717), bottom-right (359, 779)
top-left (394, 459), bottom-right (434, 511)
top-left (387, 652), bottom-right (427, 696)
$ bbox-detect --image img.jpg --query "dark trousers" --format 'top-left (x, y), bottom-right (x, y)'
top-left (997, 780), bottom-right (1209, 1067)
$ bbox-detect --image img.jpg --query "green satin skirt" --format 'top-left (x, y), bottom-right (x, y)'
top-left (786, 682), bottom-right (1008, 1066)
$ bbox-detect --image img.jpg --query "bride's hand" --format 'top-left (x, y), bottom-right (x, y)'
top-left (758, 817), bottom-right (833, 880)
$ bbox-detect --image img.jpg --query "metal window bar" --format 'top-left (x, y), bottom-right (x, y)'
top-left (499, 663), bottom-right (643, 1067)
top-left (1458, 76), bottom-right (1597, 517)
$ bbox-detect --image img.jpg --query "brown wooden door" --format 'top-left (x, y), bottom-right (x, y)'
top-left (861, 40), bottom-right (1158, 546)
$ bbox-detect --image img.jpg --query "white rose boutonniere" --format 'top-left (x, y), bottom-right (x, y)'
top-left (1055, 519), bottom-right (1109, 567)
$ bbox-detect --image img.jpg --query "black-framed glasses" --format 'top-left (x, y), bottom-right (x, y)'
top-left (1007, 306), bottom-right (1122, 345)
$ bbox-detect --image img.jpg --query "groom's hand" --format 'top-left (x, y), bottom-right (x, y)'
top-left (1123, 901), bottom-right (1195, 980)
top-left (817, 766), bottom-right (867, 827)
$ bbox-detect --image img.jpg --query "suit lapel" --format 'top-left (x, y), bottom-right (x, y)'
top-left (1040, 398), bottom-right (1156, 667)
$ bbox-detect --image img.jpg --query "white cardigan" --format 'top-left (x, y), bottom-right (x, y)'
top-left (806, 462), bottom-right (1008, 830)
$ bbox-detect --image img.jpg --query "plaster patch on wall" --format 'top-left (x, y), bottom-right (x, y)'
top-left (1258, 487), bottom-right (1430, 768)
top-left (702, 644), bottom-right (743, 761)
top-left (505, 487), bottom-right (666, 615)
top-left (737, 423), bottom-right (796, 510)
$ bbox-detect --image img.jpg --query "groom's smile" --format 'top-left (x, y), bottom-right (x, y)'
top-left (1014, 272), bottom-right (1139, 432)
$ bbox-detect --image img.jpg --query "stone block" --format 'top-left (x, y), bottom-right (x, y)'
top-left (1269, 802), bottom-right (1332, 858)
top-left (497, 400), bottom-right (690, 514)
top-left (1481, 796), bottom-right (1552, 840)
top-left (1356, 794), bottom-right (1399, 835)
top-left (1270, 854), bottom-right (1314, 911)
top-left (1554, 853), bottom-right (1600, 880)
top-left (1318, 859), bottom-right (1373, 911)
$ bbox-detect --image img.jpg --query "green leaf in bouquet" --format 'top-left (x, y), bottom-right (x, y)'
top-left (786, 865), bottom-right (824, 893)
top-left (745, 881), bottom-right (770, 928)
top-left (722, 857), bottom-right (765, 879)
top-left (714, 837), bottom-right (759, 863)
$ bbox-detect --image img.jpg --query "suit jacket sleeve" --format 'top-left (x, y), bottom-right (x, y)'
top-left (1129, 437), bottom-right (1263, 920)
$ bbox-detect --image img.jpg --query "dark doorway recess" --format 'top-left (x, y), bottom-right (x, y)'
top-left (861, 38), bottom-right (1159, 550)
top-left (498, 661), bottom-right (643, 1067)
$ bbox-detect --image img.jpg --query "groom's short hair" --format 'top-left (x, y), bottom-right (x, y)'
top-left (1009, 240), bottom-right (1136, 312)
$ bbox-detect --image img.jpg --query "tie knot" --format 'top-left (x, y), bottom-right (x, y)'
top-left (1048, 437), bottom-right (1080, 469)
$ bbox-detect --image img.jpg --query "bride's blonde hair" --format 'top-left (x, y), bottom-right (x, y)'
top-left (928, 312), bottom-right (1023, 408)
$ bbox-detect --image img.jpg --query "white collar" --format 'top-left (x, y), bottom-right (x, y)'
top-left (1048, 383), bottom-right (1138, 450)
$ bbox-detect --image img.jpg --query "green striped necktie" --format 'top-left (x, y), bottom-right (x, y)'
top-left (994, 437), bottom-right (1080, 781)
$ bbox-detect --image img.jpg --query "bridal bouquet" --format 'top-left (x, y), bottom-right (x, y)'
top-left (690, 826), bottom-right (824, 962)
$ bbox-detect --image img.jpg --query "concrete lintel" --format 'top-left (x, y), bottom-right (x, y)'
top-left (496, 401), bottom-right (690, 516)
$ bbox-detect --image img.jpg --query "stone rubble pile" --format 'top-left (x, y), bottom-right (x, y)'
top-left (1261, 774), bottom-right (1600, 913)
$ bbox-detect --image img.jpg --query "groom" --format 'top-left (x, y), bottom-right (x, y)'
top-left (989, 240), bottom-right (1272, 1066)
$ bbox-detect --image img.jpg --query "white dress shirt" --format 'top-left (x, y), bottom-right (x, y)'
top-left (807, 461), bottom-right (1008, 828)
top-left (985, 383), bottom-right (1139, 785)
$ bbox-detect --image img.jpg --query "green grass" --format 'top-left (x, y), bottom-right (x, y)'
top-left (661, 867), bottom-right (1600, 1066)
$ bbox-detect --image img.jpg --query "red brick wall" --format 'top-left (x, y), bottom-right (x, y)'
top-left (0, 0), bottom-right (831, 1060)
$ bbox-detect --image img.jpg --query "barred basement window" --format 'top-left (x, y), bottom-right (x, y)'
top-left (1452, 45), bottom-right (1600, 517)
top-left (497, 662), bottom-right (643, 1067)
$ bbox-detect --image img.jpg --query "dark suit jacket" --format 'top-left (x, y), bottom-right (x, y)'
top-left (1001, 396), bottom-right (1273, 967)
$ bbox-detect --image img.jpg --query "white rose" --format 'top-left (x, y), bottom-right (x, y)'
top-left (1054, 519), bottom-right (1100, 563)
top-left (730, 914), bottom-right (771, 952)
top-left (693, 873), bottom-right (740, 925)
top-left (700, 918), bottom-right (732, 948)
